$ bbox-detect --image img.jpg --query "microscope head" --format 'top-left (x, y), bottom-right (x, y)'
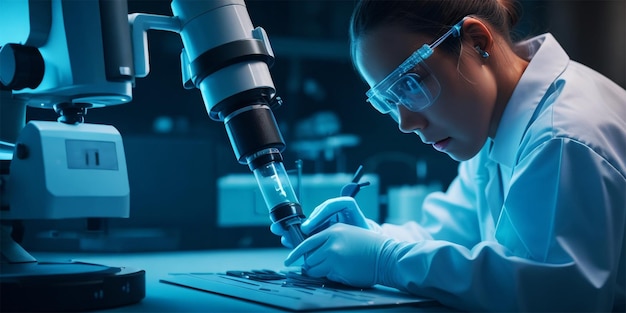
top-left (0, 0), bottom-right (134, 123)
top-left (169, 0), bottom-right (285, 164)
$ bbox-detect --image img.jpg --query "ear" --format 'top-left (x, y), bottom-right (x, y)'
top-left (461, 17), bottom-right (494, 57)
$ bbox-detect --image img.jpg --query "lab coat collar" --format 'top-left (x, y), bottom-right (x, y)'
top-left (489, 33), bottom-right (569, 167)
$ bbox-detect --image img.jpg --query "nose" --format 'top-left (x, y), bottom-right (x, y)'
top-left (397, 105), bottom-right (428, 133)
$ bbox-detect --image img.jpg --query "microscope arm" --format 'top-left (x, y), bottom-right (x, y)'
top-left (127, 13), bottom-right (181, 78)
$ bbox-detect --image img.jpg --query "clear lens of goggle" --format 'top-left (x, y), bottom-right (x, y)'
top-left (365, 17), bottom-right (466, 116)
top-left (365, 45), bottom-right (439, 114)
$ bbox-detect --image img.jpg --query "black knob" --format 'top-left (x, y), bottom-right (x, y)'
top-left (0, 44), bottom-right (45, 90)
top-left (15, 143), bottom-right (29, 160)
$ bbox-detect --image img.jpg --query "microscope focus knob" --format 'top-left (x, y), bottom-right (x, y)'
top-left (0, 44), bottom-right (45, 90)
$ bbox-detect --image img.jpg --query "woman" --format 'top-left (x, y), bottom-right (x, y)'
top-left (272, 0), bottom-right (626, 311)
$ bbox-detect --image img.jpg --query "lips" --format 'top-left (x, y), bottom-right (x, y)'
top-left (432, 137), bottom-right (451, 152)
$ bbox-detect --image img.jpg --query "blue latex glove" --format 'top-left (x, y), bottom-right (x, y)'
top-left (302, 196), bottom-right (372, 232)
top-left (270, 196), bottom-right (373, 248)
top-left (284, 223), bottom-right (391, 288)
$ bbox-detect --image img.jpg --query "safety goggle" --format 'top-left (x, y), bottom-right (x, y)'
top-left (365, 17), bottom-right (467, 116)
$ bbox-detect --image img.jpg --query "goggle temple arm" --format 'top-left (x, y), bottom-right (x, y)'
top-left (428, 17), bottom-right (467, 50)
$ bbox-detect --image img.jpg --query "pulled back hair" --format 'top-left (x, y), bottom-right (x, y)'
top-left (349, 0), bottom-right (522, 59)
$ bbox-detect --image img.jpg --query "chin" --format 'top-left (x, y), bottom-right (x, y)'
top-left (447, 153), bottom-right (471, 162)
top-left (445, 148), bottom-right (480, 162)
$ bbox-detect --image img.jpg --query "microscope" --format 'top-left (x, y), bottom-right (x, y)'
top-left (0, 0), bottom-right (305, 311)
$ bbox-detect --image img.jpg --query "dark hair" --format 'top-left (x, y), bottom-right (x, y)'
top-left (349, 0), bottom-right (522, 60)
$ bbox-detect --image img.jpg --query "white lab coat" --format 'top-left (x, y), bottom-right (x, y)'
top-left (374, 34), bottom-right (626, 312)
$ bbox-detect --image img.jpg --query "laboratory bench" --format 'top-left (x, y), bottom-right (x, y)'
top-left (24, 248), bottom-right (455, 312)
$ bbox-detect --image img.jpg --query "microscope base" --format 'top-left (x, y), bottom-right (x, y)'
top-left (1, 261), bottom-right (145, 312)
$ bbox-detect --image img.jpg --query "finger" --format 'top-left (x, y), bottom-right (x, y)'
top-left (280, 236), bottom-right (293, 249)
top-left (302, 197), bottom-right (355, 231)
top-left (269, 223), bottom-right (283, 236)
top-left (303, 258), bottom-right (332, 279)
top-left (284, 232), bottom-right (328, 266)
top-left (305, 219), bottom-right (334, 237)
top-left (299, 234), bottom-right (331, 268)
top-left (305, 197), bottom-right (355, 224)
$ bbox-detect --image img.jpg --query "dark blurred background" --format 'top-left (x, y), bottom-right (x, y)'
top-left (22, 0), bottom-right (626, 252)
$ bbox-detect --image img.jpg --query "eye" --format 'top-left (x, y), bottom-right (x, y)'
top-left (405, 79), bottom-right (420, 92)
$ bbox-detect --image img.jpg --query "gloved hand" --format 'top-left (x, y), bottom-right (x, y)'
top-left (284, 223), bottom-right (391, 288)
top-left (270, 196), bottom-right (377, 248)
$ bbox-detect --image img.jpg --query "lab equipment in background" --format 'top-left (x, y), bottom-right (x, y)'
top-left (385, 159), bottom-right (442, 224)
top-left (217, 171), bottom-right (380, 228)
top-left (385, 184), bottom-right (442, 224)
top-left (1, 0), bottom-right (303, 311)
top-left (291, 111), bottom-right (361, 173)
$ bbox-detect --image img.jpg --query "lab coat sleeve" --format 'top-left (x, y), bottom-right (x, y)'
top-left (378, 158), bottom-right (481, 247)
top-left (375, 138), bottom-right (626, 312)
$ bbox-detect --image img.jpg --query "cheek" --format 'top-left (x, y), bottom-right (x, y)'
top-left (433, 76), bottom-right (495, 159)
top-left (447, 70), bottom-right (497, 127)
top-left (427, 55), bottom-right (498, 157)
top-left (438, 79), bottom-right (492, 126)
